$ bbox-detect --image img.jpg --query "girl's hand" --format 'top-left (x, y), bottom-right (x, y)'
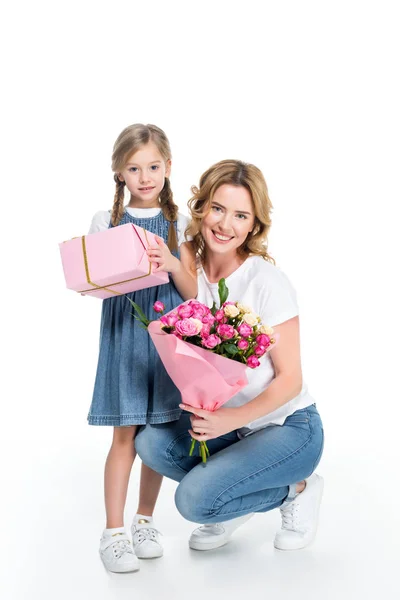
top-left (147, 235), bottom-right (180, 273)
top-left (179, 404), bottom-right (244, 441)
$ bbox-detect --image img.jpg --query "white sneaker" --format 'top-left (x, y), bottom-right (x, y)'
top-left (274, 473), bottom-right (324, 551)
top-left (99, 532), bottom-right (140, 573)
top-left (131, 519), bottom-right (163, 559)
top-left (189, 514), bottom-right (254, 551)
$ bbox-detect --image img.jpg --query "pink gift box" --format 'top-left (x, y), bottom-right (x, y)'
top-left (59, 223), bottom-right (169, 299)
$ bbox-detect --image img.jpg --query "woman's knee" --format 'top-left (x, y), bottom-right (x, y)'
top-left (175, 477), bottom-right (215, 523)
top-left (135, 425), bottom-right (157, 464)
top-left (134, 424), bottom-right (172, 473)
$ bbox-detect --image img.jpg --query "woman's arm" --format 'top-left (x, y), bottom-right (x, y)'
top-left (184, 316), bottom-right (303, 440)
top-left (236, 316), bottom-right (303, 424)
top-left (147, 239), bottom-right (198, 300)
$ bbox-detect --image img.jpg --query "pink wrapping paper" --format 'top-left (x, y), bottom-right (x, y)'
top-left (148, 320), bottom-right (249, 411)
top-left (59, 223), bottom-right (168, 299)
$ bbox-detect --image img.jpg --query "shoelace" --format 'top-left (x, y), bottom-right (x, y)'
top-left (280, 502), bottom-right (300, 530)
top-left (112, 539), bottom-right (134, 559)
top-left (198, 523), bottom-right (224, 533)
top-left (134, 527), bottom-right (160, 544)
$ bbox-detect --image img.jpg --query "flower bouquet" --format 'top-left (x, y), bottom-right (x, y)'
top-left (128, 279), bottom-right (277, 463)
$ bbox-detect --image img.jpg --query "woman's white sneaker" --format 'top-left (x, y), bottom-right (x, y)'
top-left (131, 519), bottom-right (163, 558)
top-left (274, 473), bottom-right (324, 551)
top-left (99, 532), bottom-right (140, 573)
top-left (189, 514), bottom-right (254, 551)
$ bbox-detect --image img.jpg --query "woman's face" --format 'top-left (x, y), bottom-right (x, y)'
top-left (201, 184), bottom-right (255, 256)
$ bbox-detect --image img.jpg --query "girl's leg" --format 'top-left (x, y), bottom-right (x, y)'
top-left (104, 425), bottom-right (137, 528)
top-left (100, 425), bottom-right (139, 573)
top-left (136, 462), bottom-right (163, 517)
top-left (130, 462), bottom-right (165, 559)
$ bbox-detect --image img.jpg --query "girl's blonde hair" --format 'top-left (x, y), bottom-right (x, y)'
top-left (111, 123), bottom-right (178, 251)
top-left (187, 159), bottom-right (275, 264)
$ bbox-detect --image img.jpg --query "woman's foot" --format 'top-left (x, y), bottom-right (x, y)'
top-left (131, 516), bottom-right (163, 558)
top-left (274, 473), bottom-right (324, 550)
top-left (99, 529), bottom-right (140, 573)
top-left (188, 514), bottom-right (254, 551)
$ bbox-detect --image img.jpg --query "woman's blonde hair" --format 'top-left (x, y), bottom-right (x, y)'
top-left (187, 159), bottom-right (275, 264)
top-left (111, 123), bottom-right (178, 251)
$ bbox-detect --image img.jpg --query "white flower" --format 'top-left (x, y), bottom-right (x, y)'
top-left (189, 318), bottom-right (203, 334)
top-left (258, 324), bottom-right (274, 335)
top-left (224, 304), bottom-right (240, 318)
top-left (242, 313), bottom-right (259, 327)
top-left (237, 303), bottom-right (252, 314)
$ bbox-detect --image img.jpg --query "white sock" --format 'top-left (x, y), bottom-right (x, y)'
top-left (133, 513), bottom-right (153, 523)
top-left (103, 526), bottom-right (126, 537)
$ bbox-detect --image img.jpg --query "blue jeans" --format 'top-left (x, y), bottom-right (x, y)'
top-left (135, 404), bottom-right (324, 524)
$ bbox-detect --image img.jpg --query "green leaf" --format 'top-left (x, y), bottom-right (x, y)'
top-left (210, 301), bottom-right (217, 316)
top-left (218, 278), bottom-right (229, 306)
top-left (223, 344), bottom-right (239, 355)
top-left (126, 297), bottom-right (150, 327)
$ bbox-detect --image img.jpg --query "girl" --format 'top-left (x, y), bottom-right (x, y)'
top-left (135, 159), bottom-right (324, 554)
top-left (87, 124), bottom-right (196, 573)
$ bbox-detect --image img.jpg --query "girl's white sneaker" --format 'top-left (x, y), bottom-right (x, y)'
top-left (99, 532), bottom-right (140, 573)
top-left (131, 519), bottom-right (163, 559)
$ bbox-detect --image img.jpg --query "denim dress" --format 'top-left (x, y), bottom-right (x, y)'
top-left (87, 210), bottom-right (183, 426)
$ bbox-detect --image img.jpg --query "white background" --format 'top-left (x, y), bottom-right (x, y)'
top-left (1, 1), bottom-right (399, 598)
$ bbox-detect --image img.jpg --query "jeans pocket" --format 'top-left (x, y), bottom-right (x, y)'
top-left (286, 406), bottom-right (311, 423)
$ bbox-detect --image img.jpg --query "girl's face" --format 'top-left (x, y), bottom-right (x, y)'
top-left (118, 141), bottom-right (171, 208)
top-left (201, 184), bottom-right (255, 257)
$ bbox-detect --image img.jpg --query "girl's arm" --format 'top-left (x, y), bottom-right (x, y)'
top-left (147, 238), bottom-right (197, 300)
top-left (184, 316), bottom-right (303, 440)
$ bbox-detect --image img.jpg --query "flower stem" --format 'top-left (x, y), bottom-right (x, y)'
top-left (189, 438), bottom-right (196, 456)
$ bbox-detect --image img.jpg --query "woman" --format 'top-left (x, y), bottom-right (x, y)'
top-left (135, 159), bottom-right (324, 552)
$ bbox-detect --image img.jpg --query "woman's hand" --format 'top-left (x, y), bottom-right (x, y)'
top-left (179, 403), bottom-right (244, 441)
top-left (147, 235), bottom-right (179, 273)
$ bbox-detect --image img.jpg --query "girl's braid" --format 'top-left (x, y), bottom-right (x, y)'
top-left (111, 174), bottom-right (126, 227)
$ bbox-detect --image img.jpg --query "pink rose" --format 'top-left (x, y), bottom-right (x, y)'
top-left (202, 313), bottom-right (216, 325)
top-left (190, 303), bottom-right (210, 319)
top-left (160, 312), bottom-right (179, 327)
top-left (237, 338), bottom-right (249, 350)
top-left (153, 301), bottom-right (165, 313)
top-left (254, 345), bottom-right (266, 356)
top-left (200, 323), bottom-right (212, 338)
top-left (256, 334), bottom-right (270, 346)
top-left (202, 334), bottom-right (221, 349)
top-left (214, 309), bottom-right (226, 322)
top-left (237, 323), bottom-right (253, 338)
top-left (175, 318), bottom-right (199, 337)
top-left (247, 355), bottom-right (261, 369)
top-left (216, 324), bottom-right (236, 339)
top-left (177, 304), bottom-right (194, 318)
top-left (222, 301), bottom-right (236, 307)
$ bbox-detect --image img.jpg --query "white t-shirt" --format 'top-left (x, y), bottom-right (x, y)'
top-left (88, 207), bottom-right (189, 246)
top-left (197, 255), bottom-right (315, 436)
